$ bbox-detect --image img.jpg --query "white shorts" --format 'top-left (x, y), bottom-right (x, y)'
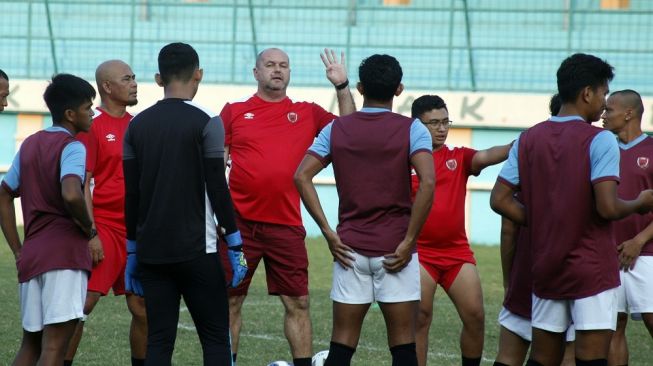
top-left (19, 269), bottom-right (87, 332)
top-left (331, 252), bottom-right (420, 304)
top-left (532, 288), bottom-right (617, 333)
top-left (499, 307), bottom-right (575, 342)
top-left (616, 256), bottom-right (653, 319)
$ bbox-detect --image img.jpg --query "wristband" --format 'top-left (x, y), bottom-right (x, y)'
top-left (88, 228), bottom-right (98, 240)
top-left (225, 231), bottom-right (243, 247)
top-left (127, 239), bottom-right (138, 254)
top-left (335, 79), bottom-right (349, 90)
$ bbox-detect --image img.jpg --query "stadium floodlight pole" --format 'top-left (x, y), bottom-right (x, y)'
top-left (44, 0), bottom-right (59, 74)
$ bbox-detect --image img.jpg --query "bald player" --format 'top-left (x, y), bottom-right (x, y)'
top-left (602, 90), bottom-right (653, 366)
top-left (219, 48), bottom-right (355, 366)
top-left (64, 60), bottom-right (147, 366)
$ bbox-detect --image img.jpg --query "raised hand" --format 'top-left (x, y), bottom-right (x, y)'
top-left (320, 48), bottom-right (348, 86)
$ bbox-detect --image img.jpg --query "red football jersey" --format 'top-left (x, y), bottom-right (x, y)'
top-left (76, 107), bottom-right (132, 229)
top-left (412, 145), bottom-right (477, 263)
top-left (221, 95), bottom-right (334, 225)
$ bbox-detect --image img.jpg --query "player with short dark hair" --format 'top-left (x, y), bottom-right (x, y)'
top-left (123, 42), bottom-right (245, 365)
top-left (410, 95), bottom-right (511, 366)
top-left (495, 93), bottom-right (575, 366)
top-left (0, 73), bottom-right (96, 365)
top-left (64, 60), bottom-right (147, 366)
top-left (219, 47), bottom-right (355, 366)
top-left (0, 69), bottom-right (9, 112)
top-left (602, 90), bottom-right (653, 366)
top-left (295, 54), bottom-right (435, 366)
top-left (491, 53), bottom-right (653, 366)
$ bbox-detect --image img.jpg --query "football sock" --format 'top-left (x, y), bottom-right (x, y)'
top-left (64, 361), bottom-right (73, 366)
top-left (576, 359), bottom-right (608, 366)
top-left (390, 343), bottom-right (418, 366)
top-left (462, 356), bottom-right (481, 366)
top-left (131, 357), bottom-right (145, 366)
top-left (232, 353), bottom-right (237, 363)
top-left (493, 362), bottom-right (510, 366)
top-left (324, 342), bottom-right (355, 366)
top-left (293, 357), bottom-right (311, 366)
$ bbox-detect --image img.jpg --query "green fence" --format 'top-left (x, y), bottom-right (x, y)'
top-left (2, 0), bottom-right (652, 94)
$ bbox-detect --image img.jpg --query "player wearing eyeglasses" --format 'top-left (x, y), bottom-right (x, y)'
top-left (411, 95), bottom-right (512, 366)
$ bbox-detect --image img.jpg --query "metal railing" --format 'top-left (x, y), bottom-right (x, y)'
top-left (1, 0), bottom-right (652, 94)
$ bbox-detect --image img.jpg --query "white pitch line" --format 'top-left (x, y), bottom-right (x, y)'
top-left (176, 322), bottom-right (494, 363)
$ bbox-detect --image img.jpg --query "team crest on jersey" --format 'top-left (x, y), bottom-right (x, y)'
top-left (446, 159), bottom-right (457, 171)
top-left (244, 112), bottom-right (255, 120)
top-left (637, 157), bottom-right (649, 169)
top-left (105, 133), bottom-right (116, 142)
top-left (287, 112), bottom-right (298, 123)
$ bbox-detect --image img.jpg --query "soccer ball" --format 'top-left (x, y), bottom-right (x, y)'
top-left (312, 350), bottom-right (329, 366)
top-left (267, 362), bottom-right (292, 366)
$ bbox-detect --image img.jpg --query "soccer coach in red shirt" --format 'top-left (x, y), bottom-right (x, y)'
top-left (219, 48), bottom-right (355, 366)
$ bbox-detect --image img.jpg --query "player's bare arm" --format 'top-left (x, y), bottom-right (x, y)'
top-left (383, 150), bottom-right (434, 273)
top-left (62, 175), bottom-right (94, 238)
top-left (84, 172), bottom-right (104, 265)
top-left (594, 181), bottom-right (653, 220)
top-left (0, 187), bottom-right (21, 260)
top-left (619, 219), bottom-right (653, 271)
top-left (499, 217), bottom-right (518, 291)
top-left (470, 143), bottom-right (511, 175)
top-left (490, 181), bottom-right (525, 225)
top-left (294, 154), bottom-right (355, 268)
top-left (321, 48), bottom-right (356, 116)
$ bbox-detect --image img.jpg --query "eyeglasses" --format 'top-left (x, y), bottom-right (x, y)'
top-left (422, 119), bottom-right (453, 128)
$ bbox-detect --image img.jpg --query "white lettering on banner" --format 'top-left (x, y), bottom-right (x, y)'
top-left (4, 79), bottom-right (653, 131)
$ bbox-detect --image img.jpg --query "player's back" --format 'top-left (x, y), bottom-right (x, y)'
top-left (17, 128), bottom-right (92, 282)
top-left (125, 98), bottom-right (216, 264)
top-left (518, 118), bottom-right (619, 299)
top-left (330, 110), bottom-right (413, 256)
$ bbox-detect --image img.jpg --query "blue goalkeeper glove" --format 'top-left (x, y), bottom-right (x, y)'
top-left (125, 240), bottom-right (144, 296)
top-left (225, 231), bottom-right (248, 288)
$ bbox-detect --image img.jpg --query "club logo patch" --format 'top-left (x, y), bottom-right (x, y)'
top-left (637, 157), bottom-right (649, 169)
top-left (287, 112), bottom-right (298, 123)
top-left (446, 159), bottom-right (457, 171)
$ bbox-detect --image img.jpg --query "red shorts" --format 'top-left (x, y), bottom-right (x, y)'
top-left (220, 216), bottom-right (308, 297)
top-left (87, 221), bottom-right (127, 296)
top-left (418, 248), bottom-right (476, 292)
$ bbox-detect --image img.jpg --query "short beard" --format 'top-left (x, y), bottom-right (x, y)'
top-left (265, 81), bottom-right (287, 92)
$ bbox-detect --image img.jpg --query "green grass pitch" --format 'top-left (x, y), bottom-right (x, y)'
top-left (0, 237), bottom-right (651, 365)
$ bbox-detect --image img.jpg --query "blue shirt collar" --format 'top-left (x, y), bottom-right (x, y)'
top-left (45, 126), bottom-right (73, 136)
top-left (360, 107), bottom-right (390, 113)
top-left (549, 115), bottom-right (586, 123)
top-left (618, 133), bottom-right (648, 150)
